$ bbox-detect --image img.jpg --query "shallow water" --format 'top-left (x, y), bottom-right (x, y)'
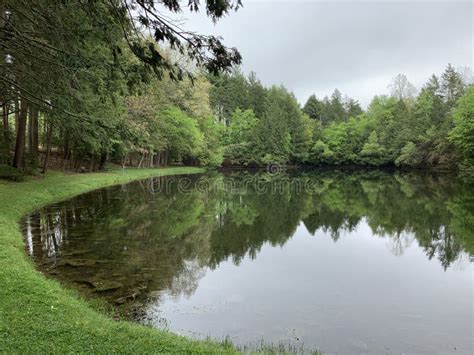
top-left (24, 171), bottom-right (473, 354)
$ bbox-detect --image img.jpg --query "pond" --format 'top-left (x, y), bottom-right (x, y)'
top-left (23, 170), bottom-right (473, 354)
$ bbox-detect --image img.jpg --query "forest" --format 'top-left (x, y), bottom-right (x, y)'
top-left (1, 1), bottom-right (473, 178)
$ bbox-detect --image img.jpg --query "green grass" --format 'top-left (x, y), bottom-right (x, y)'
top-left (0, 167), bottom-right (239, 353)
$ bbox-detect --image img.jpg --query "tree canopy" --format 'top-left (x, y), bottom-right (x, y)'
top-left (0, 1), bottom-right (472, 174)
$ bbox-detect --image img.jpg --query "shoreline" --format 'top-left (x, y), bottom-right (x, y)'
top-left (0, 167), bottom-right (238, 353)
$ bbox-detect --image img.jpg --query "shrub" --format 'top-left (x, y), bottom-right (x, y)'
top-left (0, 165), bottom-right (25, 182)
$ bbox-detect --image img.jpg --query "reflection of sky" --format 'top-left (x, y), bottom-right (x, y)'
top-left (145, 221), bottom-right (473, 354)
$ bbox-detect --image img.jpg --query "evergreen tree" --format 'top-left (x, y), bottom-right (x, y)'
top-left (328, 89), bottom-right (347, 122)
top-left (344, 98), bottom-right (363, 118)
top-left (303, 94), bottom-right (323, 123)
top-left (247, 72), bottom-right (267, 118)
top-left (255, 87), bottom-right (292, 163)
top-left (441, 64), bottom-right (466, 108)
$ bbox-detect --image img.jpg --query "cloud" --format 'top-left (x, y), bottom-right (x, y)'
top-left (180, 0), bottom-right (473, 106)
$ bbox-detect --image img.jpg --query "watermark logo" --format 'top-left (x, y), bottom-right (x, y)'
top-left (266, 163), bottom-right (283, 174)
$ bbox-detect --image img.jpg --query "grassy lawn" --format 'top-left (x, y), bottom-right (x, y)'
top-left (0, 167), bottom-right (238, 353)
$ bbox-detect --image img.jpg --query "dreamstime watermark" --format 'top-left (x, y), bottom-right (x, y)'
top-left (266, 163), bottom-right (283, 174)
top-left (146, 164), bottom-right (323, 195)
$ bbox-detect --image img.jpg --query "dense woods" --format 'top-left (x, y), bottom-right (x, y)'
top-left (1, 2), bottom-right (473, 177)
top-left (0, 0), bottom-right (241, 175)
top-left (213, 67), bottom-right (473, 169)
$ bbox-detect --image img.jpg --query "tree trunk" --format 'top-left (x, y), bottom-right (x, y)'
top-left (12, 100), bottom-right (28, 169)
top-left (98, 151), bottom-right (107, 170)
top-left (28, 105), bottom-right (39, 167)
top-left (62, 149), bottom-right (70, 170)
top-left (2, 104), bottom-right (10, 164)
top-left (156, 152), bottom-right (161, 166)
top-left (42, 121), bottom-right (52, 174)
top-left (14, 98), bottom-right (19, 135)
top-left (63, 130), bottom-right (69, 159)
top-left (138, 153), bottom-right (145, 168)
top-left (121, 154), bottom-right (127, 169)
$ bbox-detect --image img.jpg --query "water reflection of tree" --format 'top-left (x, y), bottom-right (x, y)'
top-left (25, 171), bottom-right (473, 311)
top-left (27, 178), bottom-right (214, 310)
top-left (211, 171), bottom-right (474, 268)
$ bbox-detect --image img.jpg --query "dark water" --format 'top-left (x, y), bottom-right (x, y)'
top-left (23, 171), bottom-right (473, 354)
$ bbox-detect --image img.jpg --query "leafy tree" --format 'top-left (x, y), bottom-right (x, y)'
top-left (309, 139), bottom-right (334, 164)
top-left (360, 131), bottom-right (389, 166)
top-left (321, 122), bottom-right (351, 164)
top-left (396, 142), bottom-right (423, 167)
top-left (160, 107), bottom-right (203, 162)
top-left (198, 116), bottom-right (225, 167)
top-left (449, 87), bottom-right (474, 166)
top-left (228, 109), bottom-right (259, 144)
top-left (224, 109), bottom-right (259, 164)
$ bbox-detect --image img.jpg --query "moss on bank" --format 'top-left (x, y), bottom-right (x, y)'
top-left (0, 167), bottom-right (238, 353)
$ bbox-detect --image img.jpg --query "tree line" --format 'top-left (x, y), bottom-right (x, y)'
top-left (1, 2), bottom-right (472, 175)
top-left (213, 66), bottom-right (473, 169)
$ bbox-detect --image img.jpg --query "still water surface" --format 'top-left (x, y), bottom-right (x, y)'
top-left (24, 171), bottom-right (473, 354)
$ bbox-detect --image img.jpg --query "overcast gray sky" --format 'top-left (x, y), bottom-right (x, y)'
top-left (179, 0), bottom-right (473, 106)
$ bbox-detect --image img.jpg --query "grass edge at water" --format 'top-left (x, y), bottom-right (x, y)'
top-left (0, 167), bottom-right (243, 353)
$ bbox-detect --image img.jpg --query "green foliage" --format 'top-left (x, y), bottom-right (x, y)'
top-left (0, 164), bottom-right (24, 181)
top-left (345, 98), bottom-right (364, 118)
top-left (303, 94), bottom-right (323, 121)
top-left (228, 109), bottom-right (259, 144)
top-left (441, 64), bottom-right (466, 107)
top-left (209, 70), bottom-right (251, 124)
top-left (3, 4), bottom-right (471, 176)
top-left (224, 109), bottom-right (259, 164)
top-left (211, 65), bottom-right (471, 169)
top-left (449, 87), bottom-right (474, 166)
top-left (198, 116), bottom-right (225, 167)
top-left (395, 142), bottom-right (423, 167)
top-left (321, 122), bottom-right (352, 164)
top-left (309, 140), bottom-right (334, 164)
top-left (160, 107), bottom-right (204, 160)
top-left (328, 89), bottom-right (347, 122)
top-left (255, 87), bottom-right (298, 163)
top-left (360, 131), bottom-right (388, 166)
